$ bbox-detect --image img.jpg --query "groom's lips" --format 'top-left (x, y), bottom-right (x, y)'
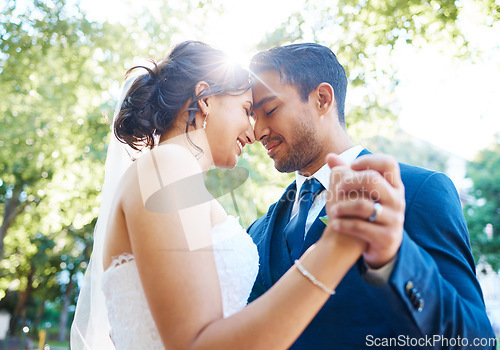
top-left (264, 140), bottom-right (282, 156)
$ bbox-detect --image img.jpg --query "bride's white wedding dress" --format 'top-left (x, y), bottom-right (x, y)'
top-left (101, 215), bottom-right (259, 349)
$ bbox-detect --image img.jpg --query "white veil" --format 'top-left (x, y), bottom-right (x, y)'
top-left (70, 76), bottom-right (140, 349)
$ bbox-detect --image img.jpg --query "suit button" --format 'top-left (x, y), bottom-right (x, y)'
top-left (405, 281), bottom-right (414, 296)
top-left (411, 291), bottom-right (421, 303)
top-left (416, 299), bottom-right (424, 312)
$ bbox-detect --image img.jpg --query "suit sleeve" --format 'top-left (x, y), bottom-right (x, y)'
top-left (363, 172), bottom-right (496, 348)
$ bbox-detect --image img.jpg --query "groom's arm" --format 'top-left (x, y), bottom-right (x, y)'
top-left (364, 171), bottom-right (496, 347)
top-left (246, 209), bottom-right (274, 303)
top-left (327, 153), bottom-right (495, 347)
top-left (247, 218), bottom-right (264, 303)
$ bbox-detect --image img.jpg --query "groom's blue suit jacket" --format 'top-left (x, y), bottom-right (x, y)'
top-left (247, 149), bottom-right (495, 349)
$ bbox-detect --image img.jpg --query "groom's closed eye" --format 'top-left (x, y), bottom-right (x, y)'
top-left (266, 107), bottom-right (277, 116)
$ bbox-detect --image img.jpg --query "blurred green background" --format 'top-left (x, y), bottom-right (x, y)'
top-left (1, 0), bottom-right (499, 347)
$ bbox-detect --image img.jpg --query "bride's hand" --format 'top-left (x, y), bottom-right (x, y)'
top-left (322, 154), bottom-right (367, 251)
top-left (323, 153), bottom-right (405, 268)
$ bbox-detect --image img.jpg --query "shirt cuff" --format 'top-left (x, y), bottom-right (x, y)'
top-left (361, 257), bottom-right (397, 286)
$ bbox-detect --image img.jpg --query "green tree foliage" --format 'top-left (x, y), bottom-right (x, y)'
top-left (464, 136), bottom-right (500, 271)
top-left (0, 0), bottom-right (128, 260)
top-left (0, 0), bottom-right (138, 336)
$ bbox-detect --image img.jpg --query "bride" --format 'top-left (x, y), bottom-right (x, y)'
top-left (71, 41), bottom-right (364, 349)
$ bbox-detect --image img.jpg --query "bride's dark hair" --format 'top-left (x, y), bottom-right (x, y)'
top-left (114, 41), bottom-right (253, 151)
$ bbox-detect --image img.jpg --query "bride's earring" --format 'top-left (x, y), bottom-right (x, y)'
top-left (202, 113), bottom-right (208, 129)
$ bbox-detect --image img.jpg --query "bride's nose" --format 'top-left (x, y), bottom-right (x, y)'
top-left (242, 123), bottom-right (255, 145)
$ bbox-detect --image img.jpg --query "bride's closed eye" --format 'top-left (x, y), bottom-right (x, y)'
top-left (244, 101), bottom-right (254, 119)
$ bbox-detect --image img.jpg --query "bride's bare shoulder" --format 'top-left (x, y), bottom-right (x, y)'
top-left (150, 143), bottom-right (202, 176)
top-left (117, 144), bottom-right (204, 209)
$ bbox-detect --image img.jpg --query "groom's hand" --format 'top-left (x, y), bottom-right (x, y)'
top-left (326, 153), bottom-right (405, 269)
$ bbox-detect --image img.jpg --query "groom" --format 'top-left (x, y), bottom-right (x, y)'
top-left (247, 43), bottom-right (495, 349)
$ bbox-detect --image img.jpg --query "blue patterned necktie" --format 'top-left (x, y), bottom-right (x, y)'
top-left (285, 178), bottom-right (325, 260)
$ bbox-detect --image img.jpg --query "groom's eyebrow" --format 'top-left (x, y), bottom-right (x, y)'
top-left (253, 96), bottom-right (277, 110)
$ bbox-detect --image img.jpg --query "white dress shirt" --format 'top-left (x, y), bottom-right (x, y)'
top-left (289, 145), bottom-right (394, 284)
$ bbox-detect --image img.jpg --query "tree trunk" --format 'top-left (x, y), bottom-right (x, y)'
top-left (8, 265), bottom-right (34, 336)
top-left (0, 185), bottom-right (28, 260)
top-left (33, 299), bottom-right (46, 333)
top-left (58, 277), bottom-right (73, 342)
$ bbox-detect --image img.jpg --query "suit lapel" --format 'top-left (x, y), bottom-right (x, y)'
top-left (261, 181), bottom-right (296, 287)
top-left (300, 206), bottom-right (327, 255)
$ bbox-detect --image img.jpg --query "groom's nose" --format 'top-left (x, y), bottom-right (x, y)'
top-left (253, 117), bottom-right (269, 143)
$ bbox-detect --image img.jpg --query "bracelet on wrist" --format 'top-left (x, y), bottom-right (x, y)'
top-left (294, 259), bottom-right (336, 295)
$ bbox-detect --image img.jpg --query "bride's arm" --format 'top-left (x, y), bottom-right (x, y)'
top-left (192, 233), bottom-right (362, 350)
top-left (122, 146), bottom-right (364, 350)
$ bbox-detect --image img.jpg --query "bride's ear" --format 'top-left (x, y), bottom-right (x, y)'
top-left (195, 81), bottom-right (210, 115)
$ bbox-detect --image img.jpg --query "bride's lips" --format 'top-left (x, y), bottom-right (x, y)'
top-left (236, 138), bottom-right (245, 156)
top-left (264, 140), bottom-right (282, 156)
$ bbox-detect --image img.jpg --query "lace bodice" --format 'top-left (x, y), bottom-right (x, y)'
top-left (101, 216), bottom-right (259, 349)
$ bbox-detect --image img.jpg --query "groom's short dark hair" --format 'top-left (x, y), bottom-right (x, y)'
top-left (250, 43), bottom-right (348, 126)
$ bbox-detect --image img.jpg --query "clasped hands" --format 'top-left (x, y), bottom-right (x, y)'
top-left (324, 154), bottom-right (405, 269)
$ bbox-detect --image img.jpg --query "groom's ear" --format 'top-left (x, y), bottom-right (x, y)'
top-left (313, 83), bottom-right (335, 116)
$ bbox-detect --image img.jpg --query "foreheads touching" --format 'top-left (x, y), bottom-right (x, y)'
top-left (114, 41), bottom-right (254, 151)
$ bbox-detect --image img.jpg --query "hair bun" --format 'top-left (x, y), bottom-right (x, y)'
top-left (114, 64), bottom-right (168, 150)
